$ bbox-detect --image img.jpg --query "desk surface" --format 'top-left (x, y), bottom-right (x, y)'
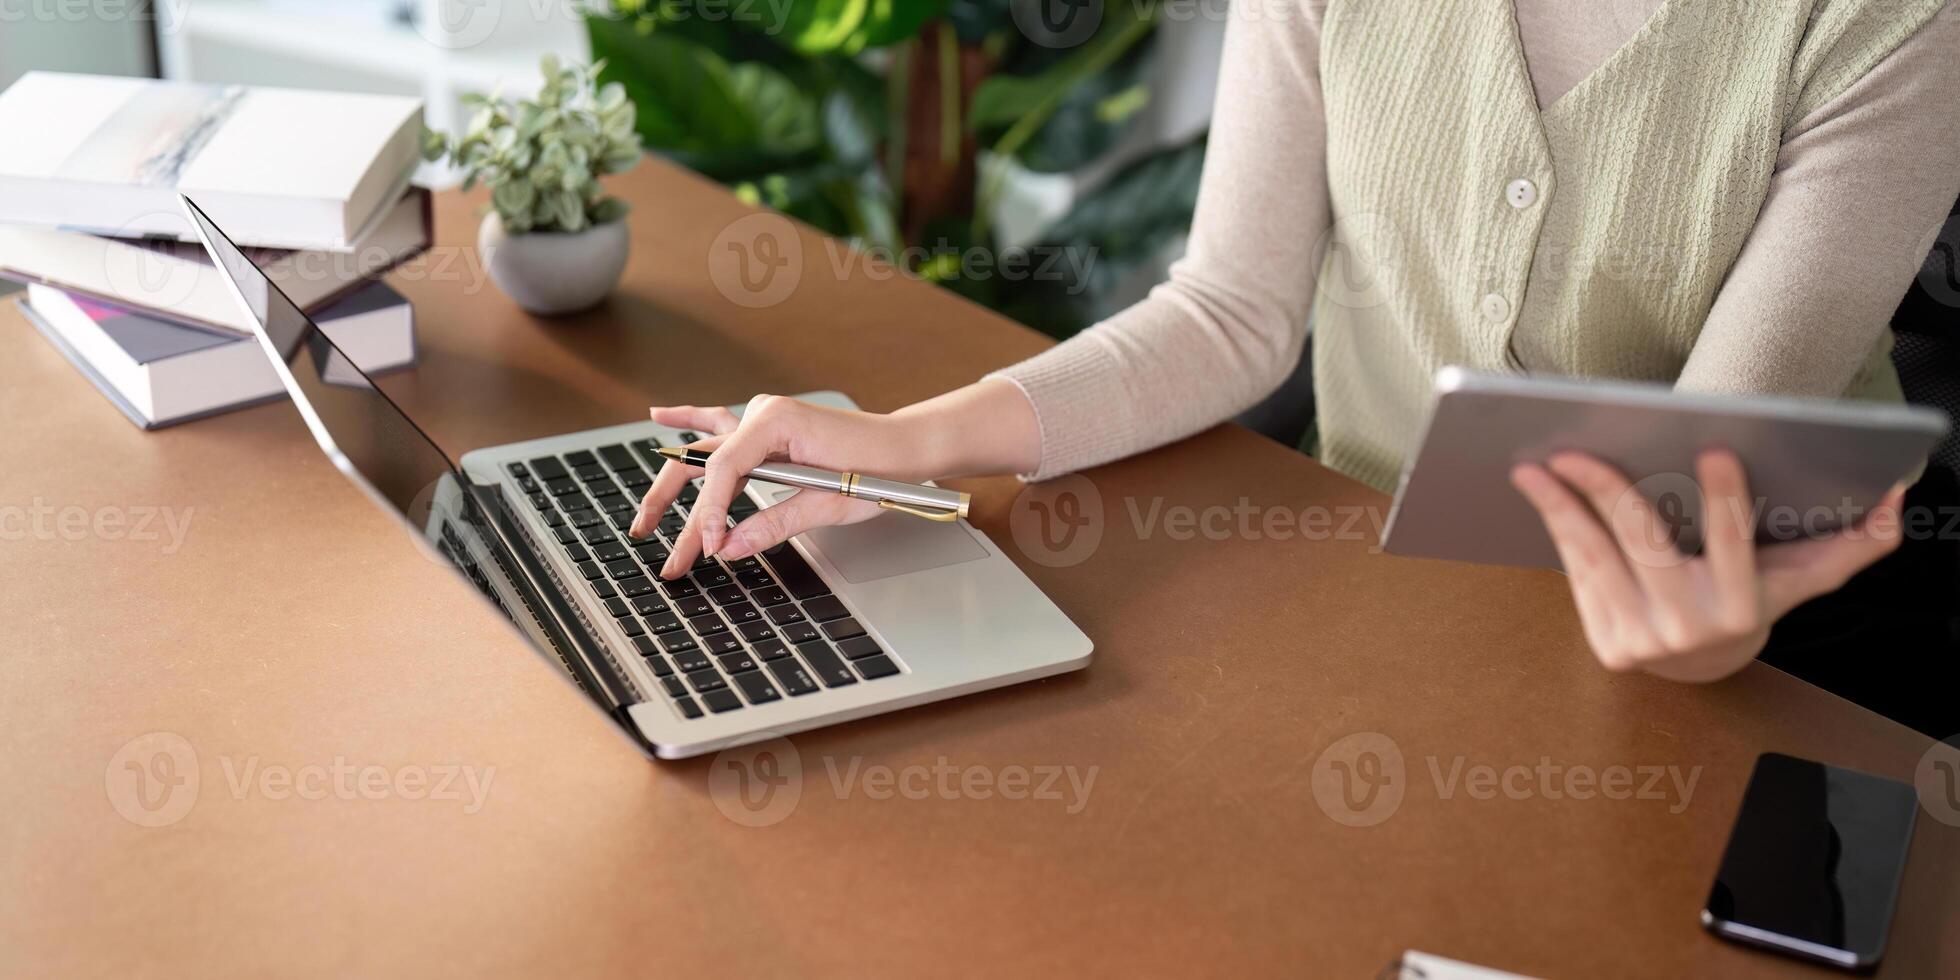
top-left (3, 162), bottom-right (1955, 979)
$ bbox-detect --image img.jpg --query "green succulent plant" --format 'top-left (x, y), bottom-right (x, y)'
top-left (422, 55), bottom-right (645, 235)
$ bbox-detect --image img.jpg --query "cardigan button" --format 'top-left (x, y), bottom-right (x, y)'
top-left (1480, 293), bottom-right (1511, 323)
top-left (1506, 178), bottom-right (1538, 209)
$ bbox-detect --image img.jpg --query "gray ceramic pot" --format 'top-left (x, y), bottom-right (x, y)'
top-left (478, 212), bottom-right (629, 316)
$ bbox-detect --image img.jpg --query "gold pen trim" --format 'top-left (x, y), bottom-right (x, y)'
top-left (878, 500), bottom-right (962, 522)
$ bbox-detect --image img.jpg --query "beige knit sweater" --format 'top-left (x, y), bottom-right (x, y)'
top-left (989, 0), bottom-right (1960, 491)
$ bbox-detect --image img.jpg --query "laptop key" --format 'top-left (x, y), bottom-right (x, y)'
top-left (735, 568), bottom-right (776, 591)
top-left (645, 654), bottom-right (675, 678)
top-left (578, 561), bottom-right (606, 581)
top-left (659, 578), bottom-right (700, 599)
top-left (546, 478), bottom-right (582, 496)
top-left (660, 676), bottom-right (687, 698)
top-left (705, 634), bottom-right (743, 655)
top-left (700, 689), bottom-right (743, 714)
top-left (765, 546), bottom-right (832, 600)
top-left (589, 579), bottom-right (616, 599)
top-left (731, 669), bottom-right (781, 705)
top-left (751, 586), bottom-right (791, 607)
top-left (507, 462), bottom-right (531, 478)
top-left (707, 584), bottom-right (746, 606)
top-left (836, 636), bottom-right (883, 660)
top-left (553, 526), bottom-right (578, 546)
top-left (796, 642), bottom-right (856, 688)
top-left (528, 457), bottom-right (568, 480)
top-left (718, 652), bottom-right (757, 675)
top-left (631, 595), bottom-right (670, 617)
top-left (574, 464), bottom-right (608, 482)
top-left (752, 638), bottom-right (791, 661)
top-left (738, 621), bottom-right (776, 643)
top-left (632, 541), bottom-right (669, 564)
top-left (618, 617), bottom-right (645, 637)
top-left (676, 596), bottom-right (714, 618)
top-left (766, 659), bottom-right (819, 696)
top-left (780, 622), bottom-right (821, 645)
top-left (801, 595), bottom-right (850, 623)
top-left (567, 509), bottom-right (603, 529)
top-left (599, 444), bottom-right (638, 471)
top-left (579, 525), bottom-right (618, 546)
top-left (686, 669), bottom-right (727, 693)
top-left (822, 617), bottom-right (866, 641)
top-left (675, 696), bottom-right (704, 719)
top-left (724, 602), bottom-right (763, 626)
top-left (643, 612), bottom-right (683, 634)
top-left (528, 493), bottom-right (554, 511)
top-left (610, 512), bottom-right (633, 531)
top-left (854, 655), bottom-right (900, 680)
top-left (693, 567), bottom-right (734, 590)
top-left (618, 576), bottom-right (658, 598)
top-left (564, 449), bottom-right (598, 468)
top-left (605, 559), bottom-right (641, 580)
top-left (564, 542), bottom-right (590, 563)
top-left (631, 635), bottom-right (658, 656)
top-left (765, 603), bottom-right (806, 626)
top-left (604, 597), bottom-right (630, 617)
top-left (689, 614), bottom-right (729, 636)
top-left (669, 648), bottom-right (710, 672)
top-left (543, 509), bottom-right (566, 528)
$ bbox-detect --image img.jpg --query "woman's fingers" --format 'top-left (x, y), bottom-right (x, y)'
top-left (1758, 482), bottom-right (1907, 615)
top-left (629, 433), bottom-right (721, 541)
top-left (683, 395), bottom-right (795, 563)
top-left (1695, 450), bottom-right (1761, 631)
top-left (1511, 462), bottom-right (1652, 670)
top-left (719, 491), bottom-right (881, 561)
top-left (649, 405), bottom-right (740, 436)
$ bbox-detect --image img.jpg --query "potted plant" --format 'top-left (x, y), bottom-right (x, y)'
top-left (422, 55), bottom-right (644, 315)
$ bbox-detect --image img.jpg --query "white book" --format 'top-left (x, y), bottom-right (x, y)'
top-left (0, 189), bottom-right (430, 337)
top-left (23, 280), bottom-right (415, 428)
top-left (0, 72), bottom-right (422, 251)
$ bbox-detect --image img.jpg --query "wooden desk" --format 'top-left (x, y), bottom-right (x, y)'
top-left (3, 161), bottom-right (1954, 979)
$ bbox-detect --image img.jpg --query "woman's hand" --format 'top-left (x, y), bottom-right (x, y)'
top-left (1510, 450), bottom-right (1906, 683)
top-left (629, 379), bottom-right (1042, 579)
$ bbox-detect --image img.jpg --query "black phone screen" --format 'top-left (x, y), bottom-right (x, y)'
top-left (1704, 753), bottom-right (1919, 969)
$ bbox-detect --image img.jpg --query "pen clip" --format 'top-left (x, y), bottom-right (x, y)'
top-left (877, 500), bottom-right (962, 522)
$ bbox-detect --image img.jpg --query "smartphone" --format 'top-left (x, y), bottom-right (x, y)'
top-left (1702, 753), bottom-right (1919, 970)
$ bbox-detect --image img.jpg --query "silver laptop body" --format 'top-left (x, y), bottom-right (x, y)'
top-left (185, 196), bottom-right (1092, 760)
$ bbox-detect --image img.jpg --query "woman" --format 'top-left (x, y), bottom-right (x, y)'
top-left (632, 3), bottom-right (1960, 702)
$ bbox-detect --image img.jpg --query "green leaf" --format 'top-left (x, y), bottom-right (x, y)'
top-left (588, 16), bottom-right (822, 181)
top-left (993, 134), bottom-right (1206, 338)
top-left (968, 0), bottom-right (1157, 170)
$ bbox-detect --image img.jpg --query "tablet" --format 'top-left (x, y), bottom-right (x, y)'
top-left (1379, 368), bottom-right (1950, 569)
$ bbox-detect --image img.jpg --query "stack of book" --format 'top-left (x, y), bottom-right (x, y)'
top-left (0, 71), bottom-right (430, 428)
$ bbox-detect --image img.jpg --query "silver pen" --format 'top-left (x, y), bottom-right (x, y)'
top-left (654, 447), bottom-right (970, 522)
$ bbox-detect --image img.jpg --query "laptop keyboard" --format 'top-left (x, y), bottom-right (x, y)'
top-left (506, 436), bottom-right (901, 719)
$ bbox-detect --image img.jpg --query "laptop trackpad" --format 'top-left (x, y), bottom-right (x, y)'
top-left (768, 488), bottom-right (988, 583)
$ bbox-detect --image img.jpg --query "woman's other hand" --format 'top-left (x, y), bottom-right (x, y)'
top-left (1511, 450), bottom-right (1906, 682)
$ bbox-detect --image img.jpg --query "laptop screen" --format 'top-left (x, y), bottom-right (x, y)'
top-left (183, 195), bottom-right (635, 726)
top-left (182, 197), bottom-right (455, 529)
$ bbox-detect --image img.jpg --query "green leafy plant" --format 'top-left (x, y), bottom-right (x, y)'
top-left (421, 55), bottom-right (645, 234)
top-left (584, 0), bottom-right (1206, 337)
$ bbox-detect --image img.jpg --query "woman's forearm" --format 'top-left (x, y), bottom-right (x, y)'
top-left (891, 377), bottom-right (1043, 480)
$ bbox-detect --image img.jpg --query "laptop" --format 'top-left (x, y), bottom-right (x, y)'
top-left (183, 197), bottom-right (1093, 760)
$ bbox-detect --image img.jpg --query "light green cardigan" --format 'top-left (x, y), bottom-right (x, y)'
top-left (1309, 0), bottom-right (1946, 492)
